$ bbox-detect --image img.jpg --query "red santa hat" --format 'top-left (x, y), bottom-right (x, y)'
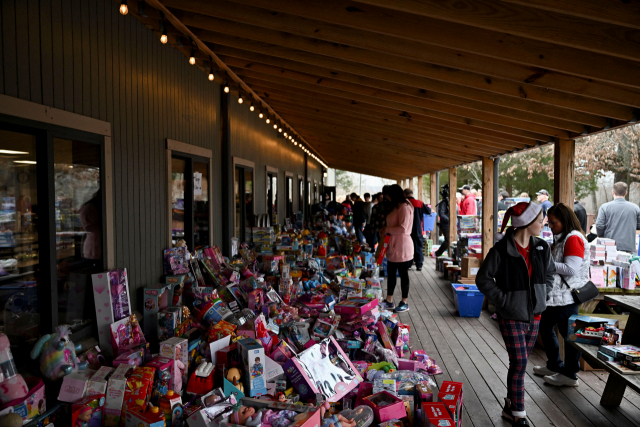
top-left (495, 202), bottom-right (542, 241)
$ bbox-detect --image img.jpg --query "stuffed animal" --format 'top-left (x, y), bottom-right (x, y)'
top-left (30, 325), bottom-right (88, 381)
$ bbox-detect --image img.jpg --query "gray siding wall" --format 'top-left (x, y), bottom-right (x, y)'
top-left (0, 0), bottom-right (322, 309)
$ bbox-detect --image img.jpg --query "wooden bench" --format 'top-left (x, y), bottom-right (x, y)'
top-left (569, 295), bottom-right (640, 406)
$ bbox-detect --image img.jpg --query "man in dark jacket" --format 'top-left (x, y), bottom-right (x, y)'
top-left (404, 189), bottom-right (431, 271)
top-left (498, 191), bottom-right (510, 211)
top-left (350, 193), bottom-right (366, 245)
top-left (435, 189), bottom-right (450, 258)
top-left (573, 198), bottom-right (588, 232)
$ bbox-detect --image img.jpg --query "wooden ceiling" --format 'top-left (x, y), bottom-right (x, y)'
top-left (131, 0), bottom-right (640, 180)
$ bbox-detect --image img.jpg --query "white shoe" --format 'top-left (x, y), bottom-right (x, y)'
top-left (544, 373), bottom-right (579, 387)
top-left (533, 366), bottom-right (556, 376)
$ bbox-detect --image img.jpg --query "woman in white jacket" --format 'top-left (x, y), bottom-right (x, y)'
top-left (533, 203), bottom-right (590, 387)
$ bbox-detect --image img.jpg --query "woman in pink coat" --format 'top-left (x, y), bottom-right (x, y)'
top-left (380, 184), bottom-right (414, 313)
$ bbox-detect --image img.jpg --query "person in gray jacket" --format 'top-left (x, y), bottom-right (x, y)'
top-left (596, 182), bottom-right (640, 253)
top-left (476, 201), bottom-right (555, 427)
top-left (533, 203), bottom-right (589, 387)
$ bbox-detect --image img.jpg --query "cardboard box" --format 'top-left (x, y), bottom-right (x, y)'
top-left (159, 337), bottom-right (189, 393)
top-left (124, 406), bottom-right (165, 427)
top-left (263, 355), bottom-right (285, 382)
top-left (422, 402), bottom-right (455, 427)
top-left (142, 283), bottom-right (172, 340)
top-left (92, 269), bottom-right (132, 355)
top-left (567, 315), bottom-right (619, 345)
top-left (363, 391), bottom-right (406, 423)
top-left (124, 367), bottom-right (156, 416)
top-left (145, 357), bottom-right (174, 404)
top-left (104, 364), bottom-right (135, 427)
top-left (238, 338), bottom-right (268, 397)
top-left (438, 381), bottom-right (463, 427)
top-left (58, 369), bottom-right (98, 403)
top-left (86, 366), bottom-right (115, 396)
top-left (461, 257), bottom-right (482, 278)
top-left (158, 306), bottom-right (182, 341)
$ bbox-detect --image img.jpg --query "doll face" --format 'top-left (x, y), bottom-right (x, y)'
top-left (78, 409), bottom-right (92, 422)
top-left (236, 406), bottom-right (255, 424)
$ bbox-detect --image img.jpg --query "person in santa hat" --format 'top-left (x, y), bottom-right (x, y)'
top-left (476, 201), bottom-right (556, 427)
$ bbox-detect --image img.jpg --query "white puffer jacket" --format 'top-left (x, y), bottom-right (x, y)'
top-left (547, 230), bottom-right (590, 307)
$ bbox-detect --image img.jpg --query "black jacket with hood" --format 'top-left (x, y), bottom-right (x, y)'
top-left (475, 229), bottom-right (556, 322)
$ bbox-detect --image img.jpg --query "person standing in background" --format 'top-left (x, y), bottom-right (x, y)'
top-left (363, 193), bottom-right (373, 225)
top-left (456, 192), bottom-right (464, 215)
top-left (351, 193), bottom-right (366, 245)
top-left (459, 185), bottom-right (477, 215)
top-left (573, 198), bottom-right (587, 233)
top-left (435, 185), bottom-right (451, 258)
top-left (371, 189), bottom-right (390, 248)
top-left (498, 191), bottom-right (510, 211)
top-left (596, 182), bottom-right (640, 253)
top-left (404, 188), bottom-right (431, 271)
top-left (536, 190), bottom-right (553, 220)
top-left (363, 193), bottom-right (377, 248)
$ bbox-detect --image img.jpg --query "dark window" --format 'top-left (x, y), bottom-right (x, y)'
top-left (171, 155), bottom-right (210, 250)
top-left (267, 172), bottom-right (278, 226)
top-left (285, 176), bottom-right (293, 219)
top-left (234, 165), bottom-right (254, 242)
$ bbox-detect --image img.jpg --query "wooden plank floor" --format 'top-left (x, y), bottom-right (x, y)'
top-left (385, 258), bottom-right (640, 427)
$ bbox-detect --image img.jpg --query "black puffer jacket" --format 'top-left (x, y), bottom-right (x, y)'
top-left (475, 229), bottom-right (556, 322)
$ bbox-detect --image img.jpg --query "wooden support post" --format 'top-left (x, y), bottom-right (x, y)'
top-left (449, 168), bottom-right (457, 252)
top-left (417, 175), bottom-right (424, 201)
top-left (430, 173), bottom-right (437, 207)
top-left (554, 139), bottom-right (575, 206)
top-left (482, 158), bottom-right (494, 260)
top-left (409, 177), bottom-right (415, 192)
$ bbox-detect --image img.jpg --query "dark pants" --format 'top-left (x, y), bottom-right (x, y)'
top-left (354, 223), bottom-right (364, 245)
top-left (539, 303), bottom-right (581, 380)
top-left (365, 226), bottom-right (378, 248)
top-left (387, 260), bottom-right (412, 299)
top-left (435, 226), bottom-right (450, 257)
top-left (411, 233), bottom-right (424, 269)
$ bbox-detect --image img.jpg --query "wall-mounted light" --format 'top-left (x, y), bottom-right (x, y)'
top-left (120, 0), bottom-right (128, 15)
top-left (324, 172), bottom-right (328, 178)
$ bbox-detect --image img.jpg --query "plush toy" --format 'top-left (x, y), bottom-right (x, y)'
top-left (30, 325), bottom-right (88, 381)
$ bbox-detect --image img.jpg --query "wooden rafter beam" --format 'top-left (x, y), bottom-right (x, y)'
top-left (163, 1), bottom-right (640, 112)
top-left (183, 23), bottom-right (612, 128)
top-left (212, 0), bottom-right (640, 89)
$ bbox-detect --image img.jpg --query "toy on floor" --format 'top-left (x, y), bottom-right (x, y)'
top-left (320, 402), bottom-right (356, 427)
top-left (30, 325), bottom-right (88, 381)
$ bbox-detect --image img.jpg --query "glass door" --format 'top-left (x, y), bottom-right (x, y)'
top-left (171, 155), bottom-right (210, 250)
top-left (234, 166), bottom-right (254, 242)
top-left (285, 176), bottom-right (293, 220)
top-left (267, 172), bottom-right (278, 226)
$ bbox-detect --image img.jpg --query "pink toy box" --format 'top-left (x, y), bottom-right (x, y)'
top-left (0, 377), bottom-right (45, 421)
top-left (86, 366), bottom-right (115, 396)
top-left (110, 315), bottom-right (146, 357)
top-left (283, 337), bottom-right (363, 403)
top-left (92, 269), bottom-right (132, 356)
top-left (145, 357), bottom-right (174, 405)
top-left (57, 368), bottom-right (97, 403)
top-left (104, 364), bottom-right (135, 427)
top-left (159, 337), bottom-right (189, 394)
top-left (363, 391), bottom-right (406, 423)
top-left (334, 297), bottom-right (378, 315)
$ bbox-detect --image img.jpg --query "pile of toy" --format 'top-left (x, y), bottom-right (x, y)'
top-left (588, 238), bottom-right (639, 289)
top-left (0, 224), bottom-right (465, 427)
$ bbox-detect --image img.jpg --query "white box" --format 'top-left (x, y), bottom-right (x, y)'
top-left (92, 269), bottom-right (132, 356)
top-left (57, 369), bottom-right (97, 403)
top-left (104, 364), bottom-right (134, 427)
top-left (263, 356), bottom-right (284, 383)
top-left (86, 366), bottom-right (115, 396)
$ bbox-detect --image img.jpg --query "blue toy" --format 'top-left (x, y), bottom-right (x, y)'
top-left (30, 325), bottom-right (88, 381)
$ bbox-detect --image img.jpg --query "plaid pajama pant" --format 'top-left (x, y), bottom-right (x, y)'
top-left (499, 317), bottom-right (540, 416)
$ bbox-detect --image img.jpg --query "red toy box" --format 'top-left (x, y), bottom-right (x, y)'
top-left (363, 391), bottom-right (406, 423)
top-left (438, 381), bottom-right (463, 427)
top-left (72, 394), bottom-right (105, 427)
top-left (422, 402), bottom-right (455, 427)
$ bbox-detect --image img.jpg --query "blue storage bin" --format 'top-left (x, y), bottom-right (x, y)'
top-left (451, 283), bottom-right (484, 317)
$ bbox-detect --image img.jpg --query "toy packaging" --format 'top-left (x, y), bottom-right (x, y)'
top-left (159, 337), bottom-right (189, 393)
top-left (92, 269), bottom-right (132, 355)
top-left (86, 366), bottom-right (115, 396)
top-left (72, 394), bottom-right (105, 427)
top-left (438, 381), bottom-right (463, 427)
top-left (110, 315), bottom-right (146, 357)
top-left (142, 283), bottom-right (172, 339)
top-left (363, 391), bottom-right (406, 423)
top-left (123, 366), bottom-right (155, 418)
top-left (158, 306), bottom-right (182, 341)
top-left (57, 369), bottom-right (97, 403)
top-left (334, 297), bottom-right (378, 315)
top-left (146, 357), bottom-right (174, 404)
top-left (238, 338), bottom-right (267, 397)
top-left (104, 364), bottom-right (134, 427)
top-left (0, 377), bottom-right (45, 421)
top-left (422, 402), bottom-right (455, 427)
top-left (567, 315), bottom-right (619, 345)
top-left (124, 405), bottom-right (166, 427)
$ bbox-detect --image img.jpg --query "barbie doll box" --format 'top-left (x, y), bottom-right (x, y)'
top-left (283, 337), bottom-right (363, 403)
top-left (92, 269), bottom-right (132, 355)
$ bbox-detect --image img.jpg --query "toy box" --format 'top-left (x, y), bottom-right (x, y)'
top-left (334, 297), bottom-right (378, 315)
top-left (567, 315), bottom-right (619, 345)
top-left (124, 405), bottom-right (165, 427)
top-left (110, 315), bottom-right (146, 357)
top-left (123, 366), bottom-right (155, 417)
top-left (158, 306), bottom-right (182, 341)
top-left (71, 394), bottom-right (105, 427)
top-left (601, 326), bottom-right (623, 346)
top-left (104, 364), bottom-right (135, 427)
top-left (187, 362), bottom-right (216, 396)
top-left (160, 337), bottom-right (189, 393)
top-left (283, 337), bottom-right (363, 403)
top-left (438, 381), bottom-right (463, 427)
top-left (363, 391), bottom-right (406, 423)
top-left (142, 283), bottom-right (172, 339)
top-left (376, 320), bottom-right (395, 352)
top-left (113, 345), bottom-right (147, 367)
top-left (166, 274), bottom-right (186, 304)
top-left (238, 338), bottom-right (267, 397)
top-left (422, 402), bottom-right (455, 427)
top-left (0, 377), bottom-right (45, 421)
top-left (415, 381), bottom-right (434, 403)
top-left (57, 368), bottom-right (97, 403)
top-left (86, 366), bottom-right (115, 396)
top-left (264, 355), bottom-right (285, 383)
top-left (92, 269), bottom-right (132, 355)
top-left (146, 357), bottom-right (174, 404)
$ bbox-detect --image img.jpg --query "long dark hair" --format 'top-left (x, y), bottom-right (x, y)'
top-left (387, 184), bottom-right (409, 209)
top-left (547, 202), bottom-right (585, 244)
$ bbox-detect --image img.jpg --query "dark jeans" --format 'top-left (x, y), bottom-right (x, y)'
top-left (435, 226), bottom-right (450, 257)
top-left (365, 226), bottom-right (378, 248)
top-left (539, 303), bottom-right (581, 380)
top-left (411, 233), bottom-right (424, 269)
top-left (387, 260), bottom-right (412, 299)
top-left (354, 223), bottom-right (364, 245)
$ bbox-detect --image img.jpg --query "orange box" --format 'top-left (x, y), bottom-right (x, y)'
top-left (123, 367), bottom-right (155, 414)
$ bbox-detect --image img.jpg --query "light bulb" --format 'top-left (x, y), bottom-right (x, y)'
top-left (294, 142), bottom-right (297, 146)
top-left (259, 112), bottom-right (264, 119)
top-left (160, 33), bottom-right (168, 44)
top-left (266, 118), bottom-right (270, 124)
top-left (189, 50), bottom-right (196, 65)
top-left (208, 72), bottom-right (214, 81)
top-left (120, 0), bottom-right (128, 15)
top-left (250, 103), bottom-right (255, 112)
top-left (238, 96), bottom-right (243, 104)
top-left (224, 84), bottom-right (230, 93)
top-left (273, 124), bottom-right (277, 129)
top-left (278, 127), bottom-right (282, 133)
top-left (284, 132), bottom-right (288, 137)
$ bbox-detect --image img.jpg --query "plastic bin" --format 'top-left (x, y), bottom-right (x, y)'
top-left (451, 283), bottom-right (484, 317)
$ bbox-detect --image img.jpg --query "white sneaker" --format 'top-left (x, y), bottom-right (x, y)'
top-left (544, 373), bottom-right (579, 387)
top-left (533, 366), bottom-right (556, 376)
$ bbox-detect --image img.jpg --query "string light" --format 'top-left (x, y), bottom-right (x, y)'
top-left (284, 132), bottom-right (288, 137)
top-left (278, 126), bottom-right (283, 133)
top-left (238, 92), bottom-right (244, 104)
top-left (273, 123), bottom-right (278, 129)
top-left (120, 0), bottom-right (128, 15)
top-left (208, 70), bottom-right (214, 81)
top-left (160, 26), bottom-right (168, 44)
top-left (189, 49), bottom-right (196, 65)
top-left (250, 103), bottom-right (255, 112)
top-left (266, 116), bottom-right (271, 124)
top-left (259, 111), bottom-right (264, 119)
top-left (223, 79), bottom-right (230, 93)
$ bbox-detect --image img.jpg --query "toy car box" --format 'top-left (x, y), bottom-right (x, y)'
top-left (567, 315), bottom-right (619, 345)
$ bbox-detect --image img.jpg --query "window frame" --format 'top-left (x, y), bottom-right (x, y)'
top-left (166, 139), bottom-right (213, 251)
top-left (0, 94), bottom-right (113, 341)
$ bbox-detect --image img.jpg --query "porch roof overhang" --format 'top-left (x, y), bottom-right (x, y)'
top-left (129, 0), bottom-right (640, 180)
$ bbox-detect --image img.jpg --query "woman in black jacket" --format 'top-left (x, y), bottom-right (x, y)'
top-left (476, 202), bottom-right (556, 426)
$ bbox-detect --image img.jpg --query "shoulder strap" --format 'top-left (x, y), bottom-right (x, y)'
top-left (559, 274), bottom-right (571, 289)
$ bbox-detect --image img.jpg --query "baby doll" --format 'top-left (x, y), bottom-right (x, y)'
top-left (174, 344), bottom-right (186, 392)
top-left (229, 406), bottom-right (301, 427)
top-left (76, 406), bottom-right (92, 427)
top-left (320, 402), bottom-right (356, 427)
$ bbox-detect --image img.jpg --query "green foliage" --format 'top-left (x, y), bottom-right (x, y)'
top-left (335, 169), bottom-right (355, 194)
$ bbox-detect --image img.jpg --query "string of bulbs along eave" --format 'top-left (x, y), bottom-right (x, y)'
top-left (118, 0), bottom-right (328, 169)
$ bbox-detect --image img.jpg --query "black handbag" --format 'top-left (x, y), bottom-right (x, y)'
top-left (560, 275), bottom-right (599, 304)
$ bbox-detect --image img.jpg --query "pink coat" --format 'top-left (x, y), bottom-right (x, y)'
top-left (385, 202), bottom-right (414, 263)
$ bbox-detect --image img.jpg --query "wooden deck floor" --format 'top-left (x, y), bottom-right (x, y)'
top-left (391, 258), bottom-right (640, 427)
